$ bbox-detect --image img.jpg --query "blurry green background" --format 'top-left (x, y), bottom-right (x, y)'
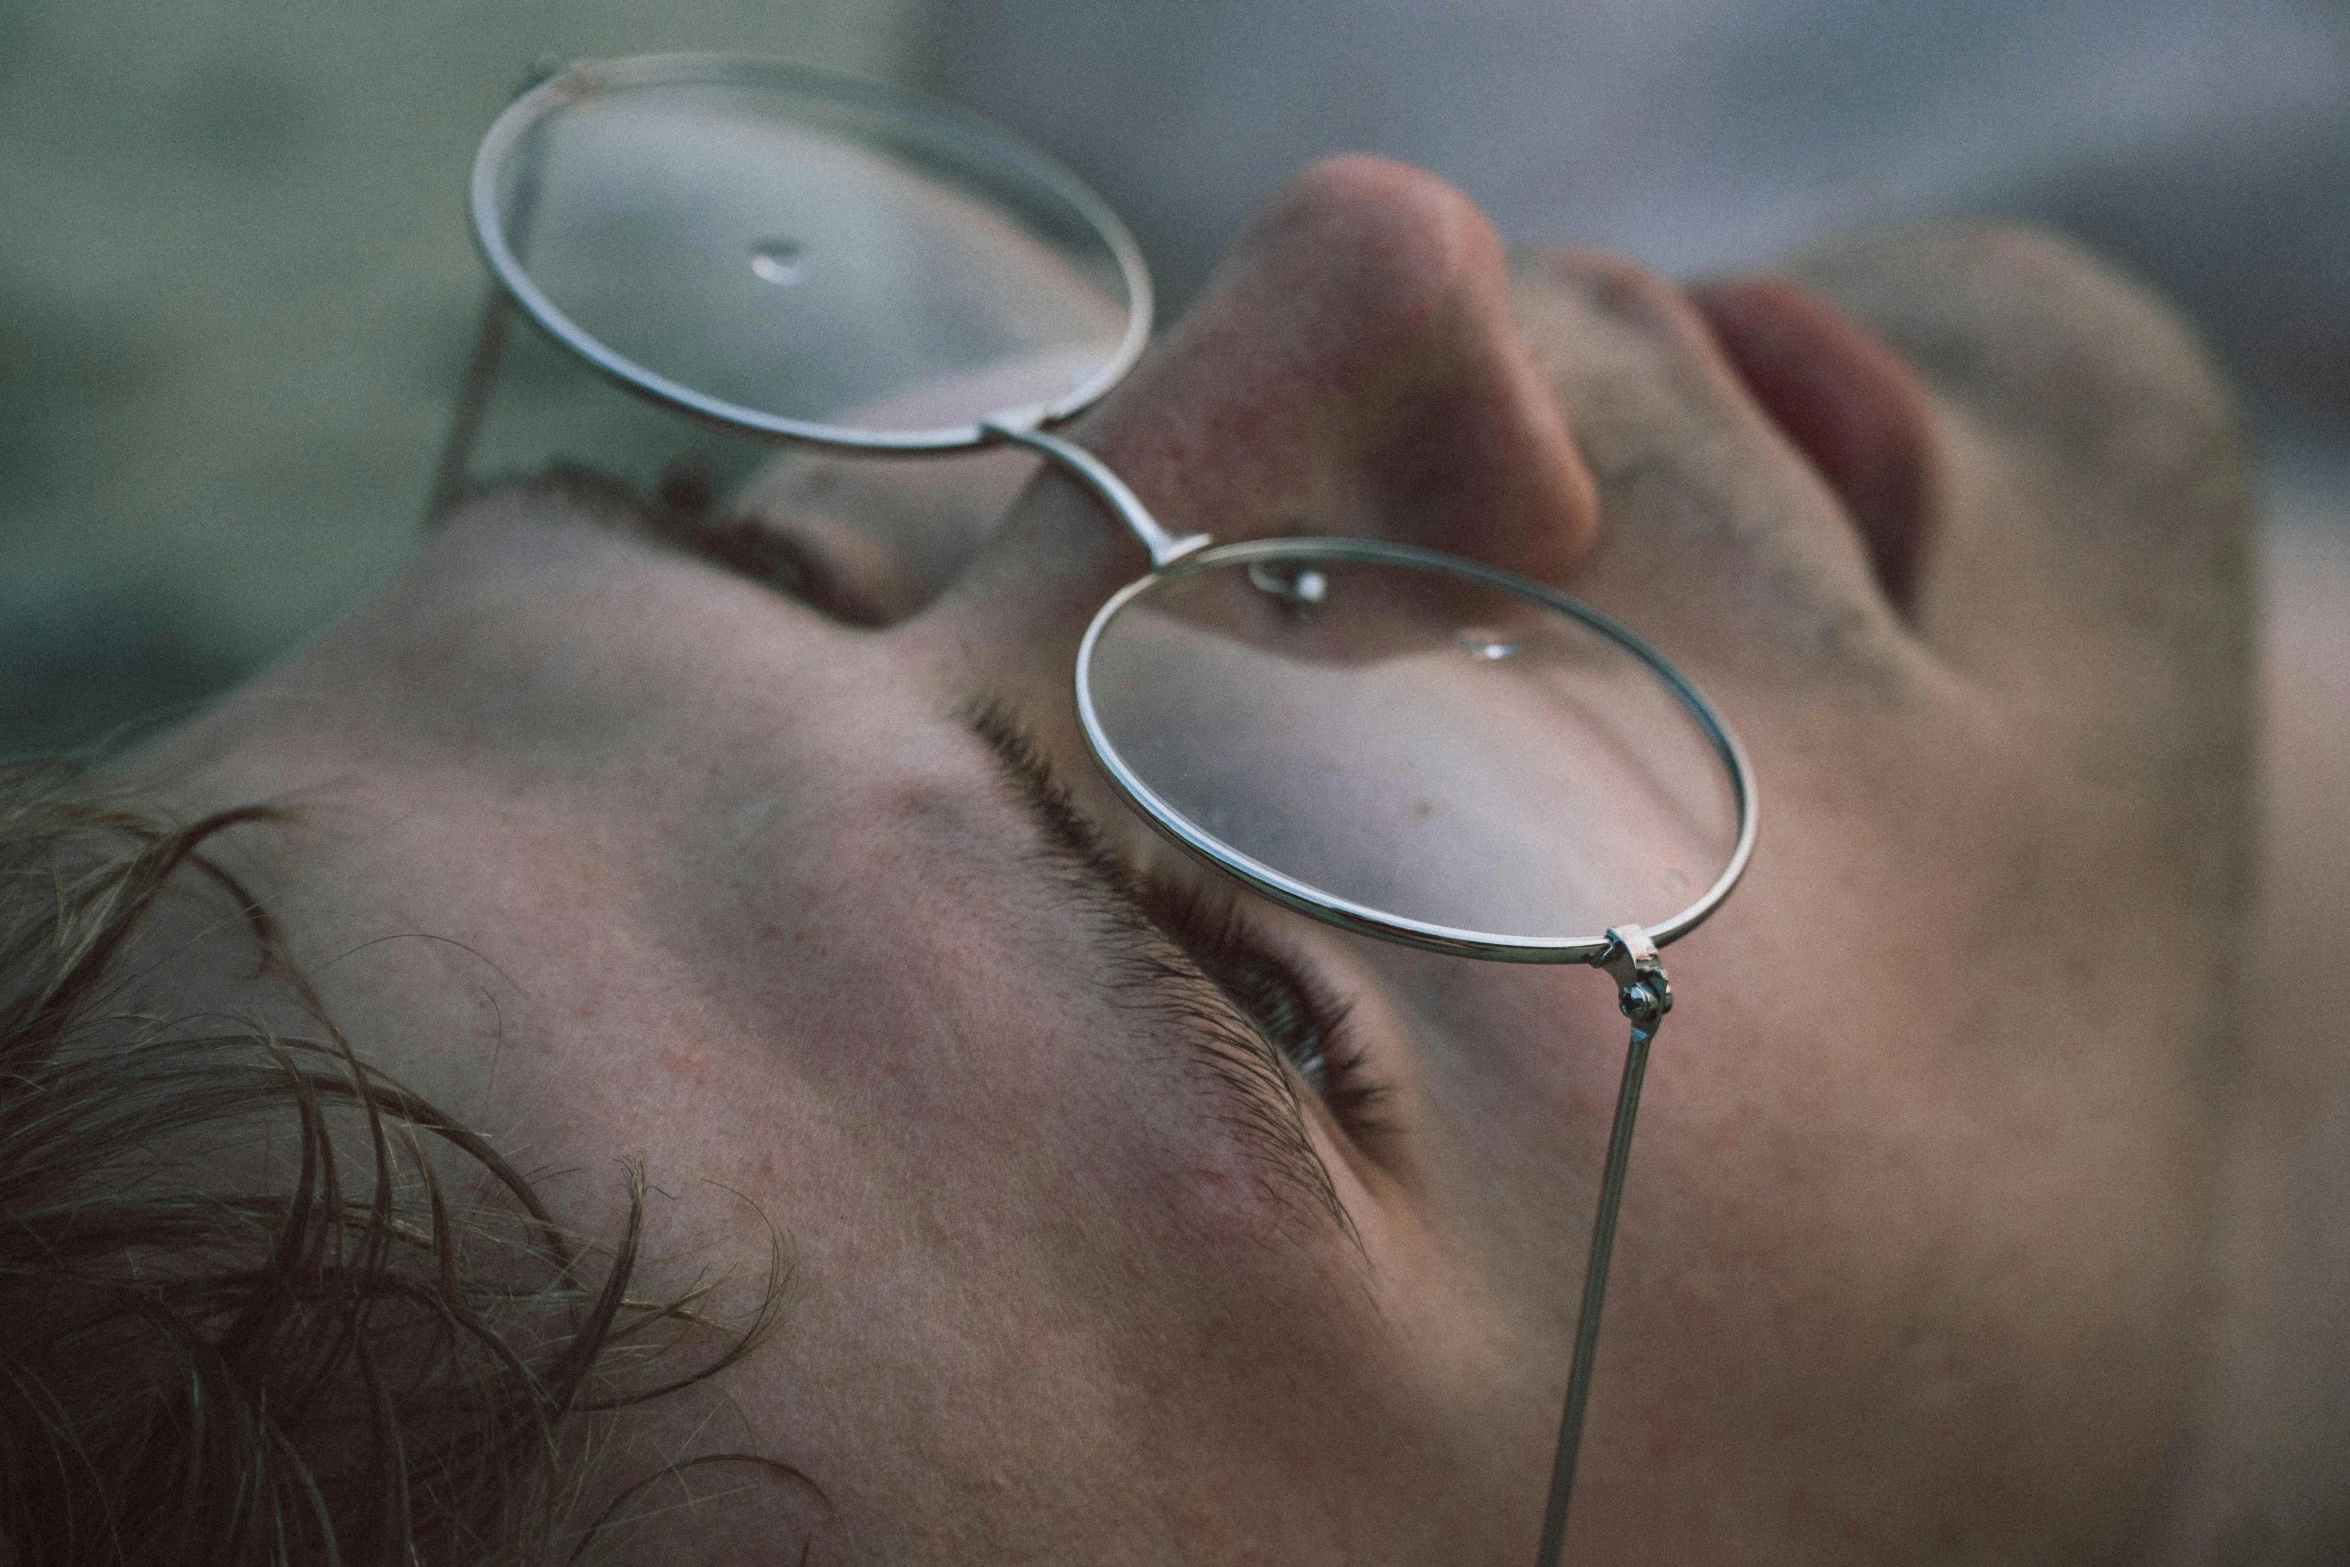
top-left (0, 0), bottom-right (920, 755)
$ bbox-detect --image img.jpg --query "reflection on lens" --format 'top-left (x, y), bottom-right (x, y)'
top-left (1078, 542), bottom-right (1745, 951)
top-left (748, 239), bottom-right (808, 285)
top-left (475, 56), bottom-right (1147, 446)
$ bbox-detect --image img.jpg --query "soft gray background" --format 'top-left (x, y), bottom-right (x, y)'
top-left (3, 0), bottom-right (2345, 756)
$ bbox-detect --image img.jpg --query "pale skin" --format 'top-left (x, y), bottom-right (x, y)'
top-left (129, 156), bottom-right (2304, 1562)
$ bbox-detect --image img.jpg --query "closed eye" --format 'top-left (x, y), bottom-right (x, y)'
top-left (961, 699), bottom-right (1374, 1242)
top-left (1135, 877), bottom-right (1388, 1140)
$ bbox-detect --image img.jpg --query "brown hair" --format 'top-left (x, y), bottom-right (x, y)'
top-left (0, 760), bottom-right (785, 1565)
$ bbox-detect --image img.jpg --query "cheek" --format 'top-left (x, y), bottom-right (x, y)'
top-left (1336, 672), bottom-right (2215, 1558)
top-left (1552, 719), bottom-right (2217, 1553)
top-left (695, 969), bottom-right (1466, 1556)
top-left (620, 809), bottom-right (1435, 1504)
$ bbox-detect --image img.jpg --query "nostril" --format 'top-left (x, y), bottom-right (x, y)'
top-left (1690, 278), bottom-right (1936, 616)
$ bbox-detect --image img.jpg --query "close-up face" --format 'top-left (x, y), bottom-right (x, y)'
top-left (129, 155), bottom-right (2251, 1563)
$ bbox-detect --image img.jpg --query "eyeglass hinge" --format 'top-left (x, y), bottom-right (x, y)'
top-left (1599, 924), bottom-right (1671, 1030)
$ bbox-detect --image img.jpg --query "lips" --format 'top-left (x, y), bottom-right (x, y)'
top-left (1687, 277), bottom-right (1937, 614)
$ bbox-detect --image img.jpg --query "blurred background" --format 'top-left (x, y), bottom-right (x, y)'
top-left (1, 0), bottom-right (2344, 755)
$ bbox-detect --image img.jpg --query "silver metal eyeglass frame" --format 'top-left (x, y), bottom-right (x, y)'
top-left (429, 53), bottom-right (1758, 1567)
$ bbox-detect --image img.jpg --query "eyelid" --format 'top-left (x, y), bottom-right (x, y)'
top-left (1098, 894), bottom-right (1359, 1238)
top-left (960, 701), bottom-right (1358, 1240)
top-left (637, 495), bottom-right (891, 626)
top-left (1139, 878), bottom-right (1388, 1142)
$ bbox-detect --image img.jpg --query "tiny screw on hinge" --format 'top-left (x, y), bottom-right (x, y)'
top-left (1599, 924), bottom-right (1672, 1030)
top-left (1619, 978), bottom-right (1667, 1027)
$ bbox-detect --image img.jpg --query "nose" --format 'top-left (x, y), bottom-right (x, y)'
top-left (948, 156), bottom-right (1604, 627)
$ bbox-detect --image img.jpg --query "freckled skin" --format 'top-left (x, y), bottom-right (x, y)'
top-left (135, 158), bottom-right (2251, 1563)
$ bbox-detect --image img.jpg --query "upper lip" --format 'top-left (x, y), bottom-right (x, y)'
top-left (1686, 275), bottom-right (1936, 612)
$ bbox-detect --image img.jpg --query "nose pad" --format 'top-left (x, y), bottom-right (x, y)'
top-left (1074, 155), bottom-right (1601, 589)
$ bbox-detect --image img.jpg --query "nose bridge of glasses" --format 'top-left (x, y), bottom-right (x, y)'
top-left (980, 419), bottom-right (1210, 570)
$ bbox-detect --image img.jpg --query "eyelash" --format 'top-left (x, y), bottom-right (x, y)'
top-left (1140, 879), bottom-right (1387, 1138)
top-left (648, 500), bottom-right (885, 626)
top-left (956, 697), bottom-right (1388, 1208)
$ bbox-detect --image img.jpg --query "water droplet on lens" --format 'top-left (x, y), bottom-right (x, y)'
top-left (1456, 628), bottom-right (1518, 660)
top-left (750, 240), bottom-right (807, 286)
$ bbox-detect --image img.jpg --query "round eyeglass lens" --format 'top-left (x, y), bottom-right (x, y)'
top-left (472, 54), bottom-right (1149, 450)
top-left (1077, 542), bottom-right (1749, 957)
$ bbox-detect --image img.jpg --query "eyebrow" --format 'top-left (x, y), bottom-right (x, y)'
top-left (959, 699), bottom-right (1353, 1239)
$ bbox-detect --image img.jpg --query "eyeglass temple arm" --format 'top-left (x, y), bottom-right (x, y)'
top-left (424, 285), bottom-right (513, 525)
top-left (981, 419), bottom-right (1210, 570)
top-left (1535, 923), bottom-right (1670, 1567)
top-left (425, 57), bottom-right (569, 528)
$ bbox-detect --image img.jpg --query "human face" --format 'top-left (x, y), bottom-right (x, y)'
top-left (138, 156), bottom-right (2251, 1563)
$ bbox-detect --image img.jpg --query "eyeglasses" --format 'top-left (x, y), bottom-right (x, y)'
top-left (430, 53), bottom-right (1756, 1565)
